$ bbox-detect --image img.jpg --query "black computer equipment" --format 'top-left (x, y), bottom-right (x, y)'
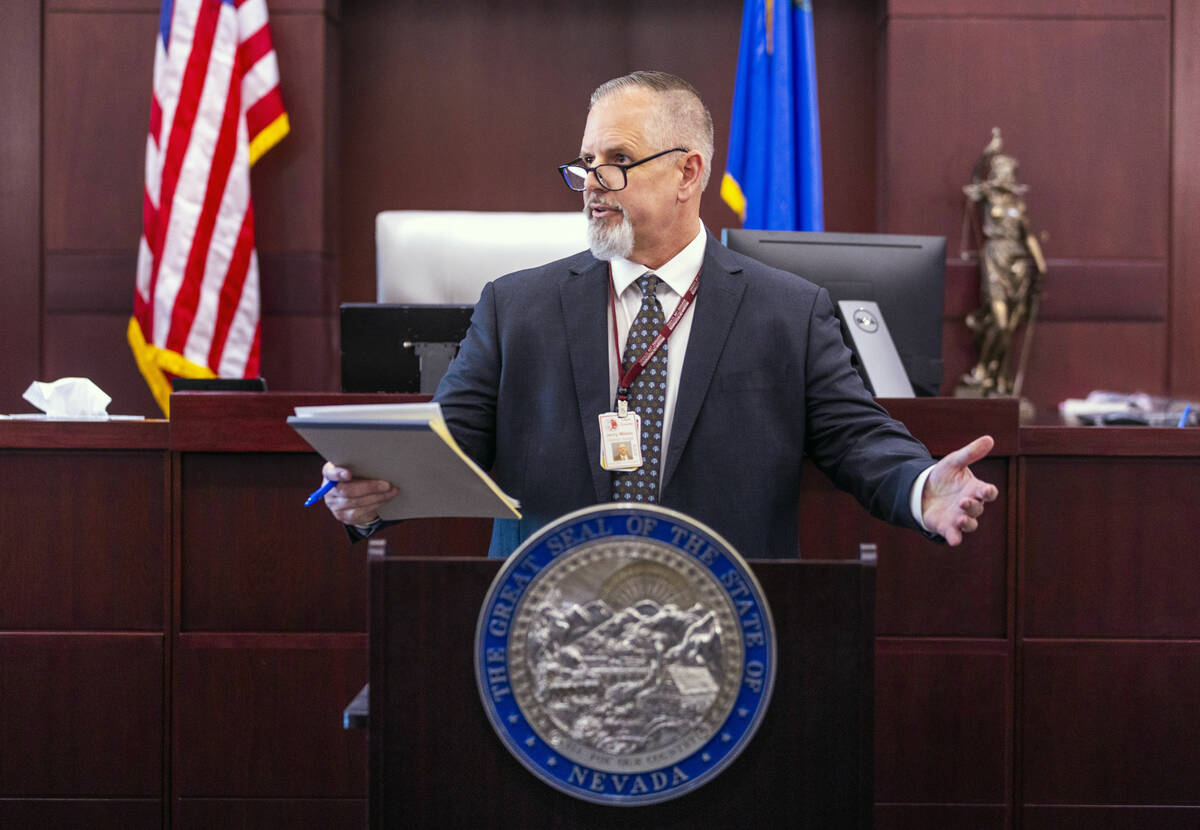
top-left (721, 230), bottom-right (947, 396)
top-left (340, 303), bottom-right (474, 393)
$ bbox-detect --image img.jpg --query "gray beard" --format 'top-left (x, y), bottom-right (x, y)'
top-left (585, 203), bottom-right (635, 261)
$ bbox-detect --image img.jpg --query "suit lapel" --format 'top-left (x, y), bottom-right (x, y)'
top-left (662, 239), bottom-right (746, 491)
top-left (559, 256), bottom-right (613, 502)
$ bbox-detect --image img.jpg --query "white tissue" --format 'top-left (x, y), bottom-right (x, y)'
top-left (22, 377), bottom-right (113, 419)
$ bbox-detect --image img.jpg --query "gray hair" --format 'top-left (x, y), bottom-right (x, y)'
top-left (590, 71), bottom-right (714, 191)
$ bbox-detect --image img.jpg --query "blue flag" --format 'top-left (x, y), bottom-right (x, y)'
top-left (722, 0), bottom-right (824, 231)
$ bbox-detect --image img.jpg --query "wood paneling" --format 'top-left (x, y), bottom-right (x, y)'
top-left (941, 259), bottom-right (1169, 402)
top-left (798, 457), bottom-right (1008, 637)
top-left (41, 253), bottom-right (338, 406)
top-left (889, 0), bottom-right (1168, 15)
top-left (0, 2), bottom-right (42, 414)
top-left (1020, 424), bottom-right (1200, 456)
top-left (0, 420), bottom-right (168, 450)
top-left (43, 252), bottom-right (333, 315)
top-left (0, 450), bottom-right (166, 630)
top-left (944, 259), bottom-right (1168, 322)
top-left (336, 0), bottom-right (879, 302)
top-left (45, 1), bottom-right (335, 16)
top-left (48, 1), bottom-right (163, 10)
top-left (371, 557), bottom-right (875, 827)
top-left (1023, 806), bottom-right (1200, 829)
top-left (0, 634), bottom-right (163, 796)
top-left (24, 0), bottom-right (1188, 417)
top-left (372, 516), bottom-right (493, 559)
top-left (176, 799), bottom-right (366, 830)
top-left (629, 0), bottom-right (742, 234)
top-left (876, 804), bottom-right (1008, 830)
top-left (42, 10), bottom-right (157, 251)
top-left (1014, 321), bottom-right (1167, 409)
top-left (337, 0), bottom-right (618, 303)
top-left (168, 391), bottom-right (420, 452)
top-left (39, 3), bottom-right (339, 411)
top-left (879, 3), bottom-right (1175, 410)
top-left (1022, 456), bottom-right (1200, 638)
top-left (881, 14), bottom-right (1170, 259)
top-left (1170, 0), bottom-right (1200, 398)
top-left (874, 640), bottom-right (1010, 804)
top-left (812, 0), bottom-right (880, 233)
top-left (793, 398), bottom-right (1016, 637)
top-left (41, 312), bottom-right (160, 417)
top-left (256, 311), bottom-right (338, 393)
top-left (1022, 640), bottom-right (1200, 805)
top-left (179, 452), bottom-right (368, 632)
top-left (172, 638), bottom-right (367, 797)
top-left (250, 13), bottom-right (331, 255)
top-left (0, 800), bottom-right (161, 830)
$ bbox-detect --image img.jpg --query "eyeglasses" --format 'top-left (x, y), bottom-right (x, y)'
top-left (557, 147), bottom-right (688, 192)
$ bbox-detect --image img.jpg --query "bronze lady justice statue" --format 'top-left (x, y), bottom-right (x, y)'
top-left (959, 128), bottom-right (1047, 398)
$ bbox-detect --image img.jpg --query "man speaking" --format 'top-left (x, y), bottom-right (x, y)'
top-left (320, 70), bottom-right (998, 559)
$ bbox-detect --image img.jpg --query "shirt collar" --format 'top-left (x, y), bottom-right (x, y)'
top-left (609, 225), bottom-right (707, 297)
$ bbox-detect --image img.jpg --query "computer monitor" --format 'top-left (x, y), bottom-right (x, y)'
top-left (340, 303), bottom-right (474, 394)
top-left (721, 230), bottom-right (946, 396)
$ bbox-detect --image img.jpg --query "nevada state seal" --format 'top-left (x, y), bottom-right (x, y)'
top-left (475, 504), bottom-right (776, 805)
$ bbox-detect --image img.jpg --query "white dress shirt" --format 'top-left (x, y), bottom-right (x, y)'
top-left (606, 225), bottom-right (707, 483)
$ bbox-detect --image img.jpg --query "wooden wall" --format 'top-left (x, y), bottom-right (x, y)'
top-left (6, 1), bottom-right (1194, 416)
top-left (882, 0), bottom-right (1195, 411)
top-left (8, 0), bottom-right (340, 417)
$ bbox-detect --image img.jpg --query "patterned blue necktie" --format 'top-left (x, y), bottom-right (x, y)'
top-left (611, 273), bottom-right (667, 503)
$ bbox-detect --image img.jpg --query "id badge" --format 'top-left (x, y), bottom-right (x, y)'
top-left (599, 411), bottom-right (642, 470)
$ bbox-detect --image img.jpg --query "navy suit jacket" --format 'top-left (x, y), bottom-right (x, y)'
top-left (433, 232), bottom-right (934, 559)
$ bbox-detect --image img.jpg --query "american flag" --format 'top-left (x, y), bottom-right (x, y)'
top-left (130, 0), bottom-right (288, 415)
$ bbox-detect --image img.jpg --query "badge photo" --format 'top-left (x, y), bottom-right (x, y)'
top-left (598, 411), bottom-right (643, 471)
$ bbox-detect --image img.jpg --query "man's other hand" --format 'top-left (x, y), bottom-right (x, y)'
top-left (921, 435), bottom-right (1000, 546)
top-left (320, 461), bottom-right (398, 527)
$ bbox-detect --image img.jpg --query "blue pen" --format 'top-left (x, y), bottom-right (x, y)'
top-left (1178, 405), bottom-right (1192, 428)
top-left (304, 479), bottom-right (337, 506)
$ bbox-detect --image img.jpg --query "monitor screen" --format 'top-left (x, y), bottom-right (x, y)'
top-left (340, 303), bottom-right (474, 393)
top-left (721, 230), bottom-right (946, 396)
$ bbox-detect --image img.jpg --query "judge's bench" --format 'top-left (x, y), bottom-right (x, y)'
top-left (2, 393), bottom-right (1198, 829)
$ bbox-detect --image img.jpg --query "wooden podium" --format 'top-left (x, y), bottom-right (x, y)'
top-left (366, 544), bottom-right (875, 829)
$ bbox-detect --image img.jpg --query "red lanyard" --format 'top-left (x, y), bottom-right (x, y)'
top-left (608, 265), bottom-right (701, 403)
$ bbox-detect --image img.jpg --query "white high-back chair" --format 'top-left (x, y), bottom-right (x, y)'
top-left (375, 210), bottom-right (590, 303)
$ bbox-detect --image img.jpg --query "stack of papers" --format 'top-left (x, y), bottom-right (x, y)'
top-left (288, 402), bottom-right (521, 520)
top-left (1059, 391), bottom-right (1196, 427)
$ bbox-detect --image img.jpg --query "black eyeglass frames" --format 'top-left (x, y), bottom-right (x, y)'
top-left (557, 147), bottom-right (688, 192)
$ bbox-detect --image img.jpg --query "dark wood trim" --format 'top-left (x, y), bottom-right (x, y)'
top-left (46, 0), bottom-right (335, 12)
top-left (0, 420), bottom-right (168, 449)
top-left (43, 252), bottom-right (336, 315)
top-left (0, 2), bottom-right (42, 414)
top-left (162, 441), bottom-right (174, 830)
top-left (165, 393), bottom-right (1020, 456)
top-left (1023, 805), bottom-right (1200, 829)
top-left (1020, 424), bottom-right (1200, 455)
top-left (887, 0), bottom-right (1168, 18)
top-left (944, 259), bottom-right (1168, 322)
top-left (879, 397), bottom-right (1020, 455)
top-left (176, 632), bottom-right (368, 650)
top-left (1170, 0), bottom-right (1200, 396)
top-left (168, 392), bottom-right (425, 452)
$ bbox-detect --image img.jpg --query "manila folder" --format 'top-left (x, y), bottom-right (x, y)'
top-left (287, 402), bottom-right (521, 520)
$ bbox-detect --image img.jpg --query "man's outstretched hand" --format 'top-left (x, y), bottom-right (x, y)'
top-left (921, 435), bottom-right (1000, 546)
